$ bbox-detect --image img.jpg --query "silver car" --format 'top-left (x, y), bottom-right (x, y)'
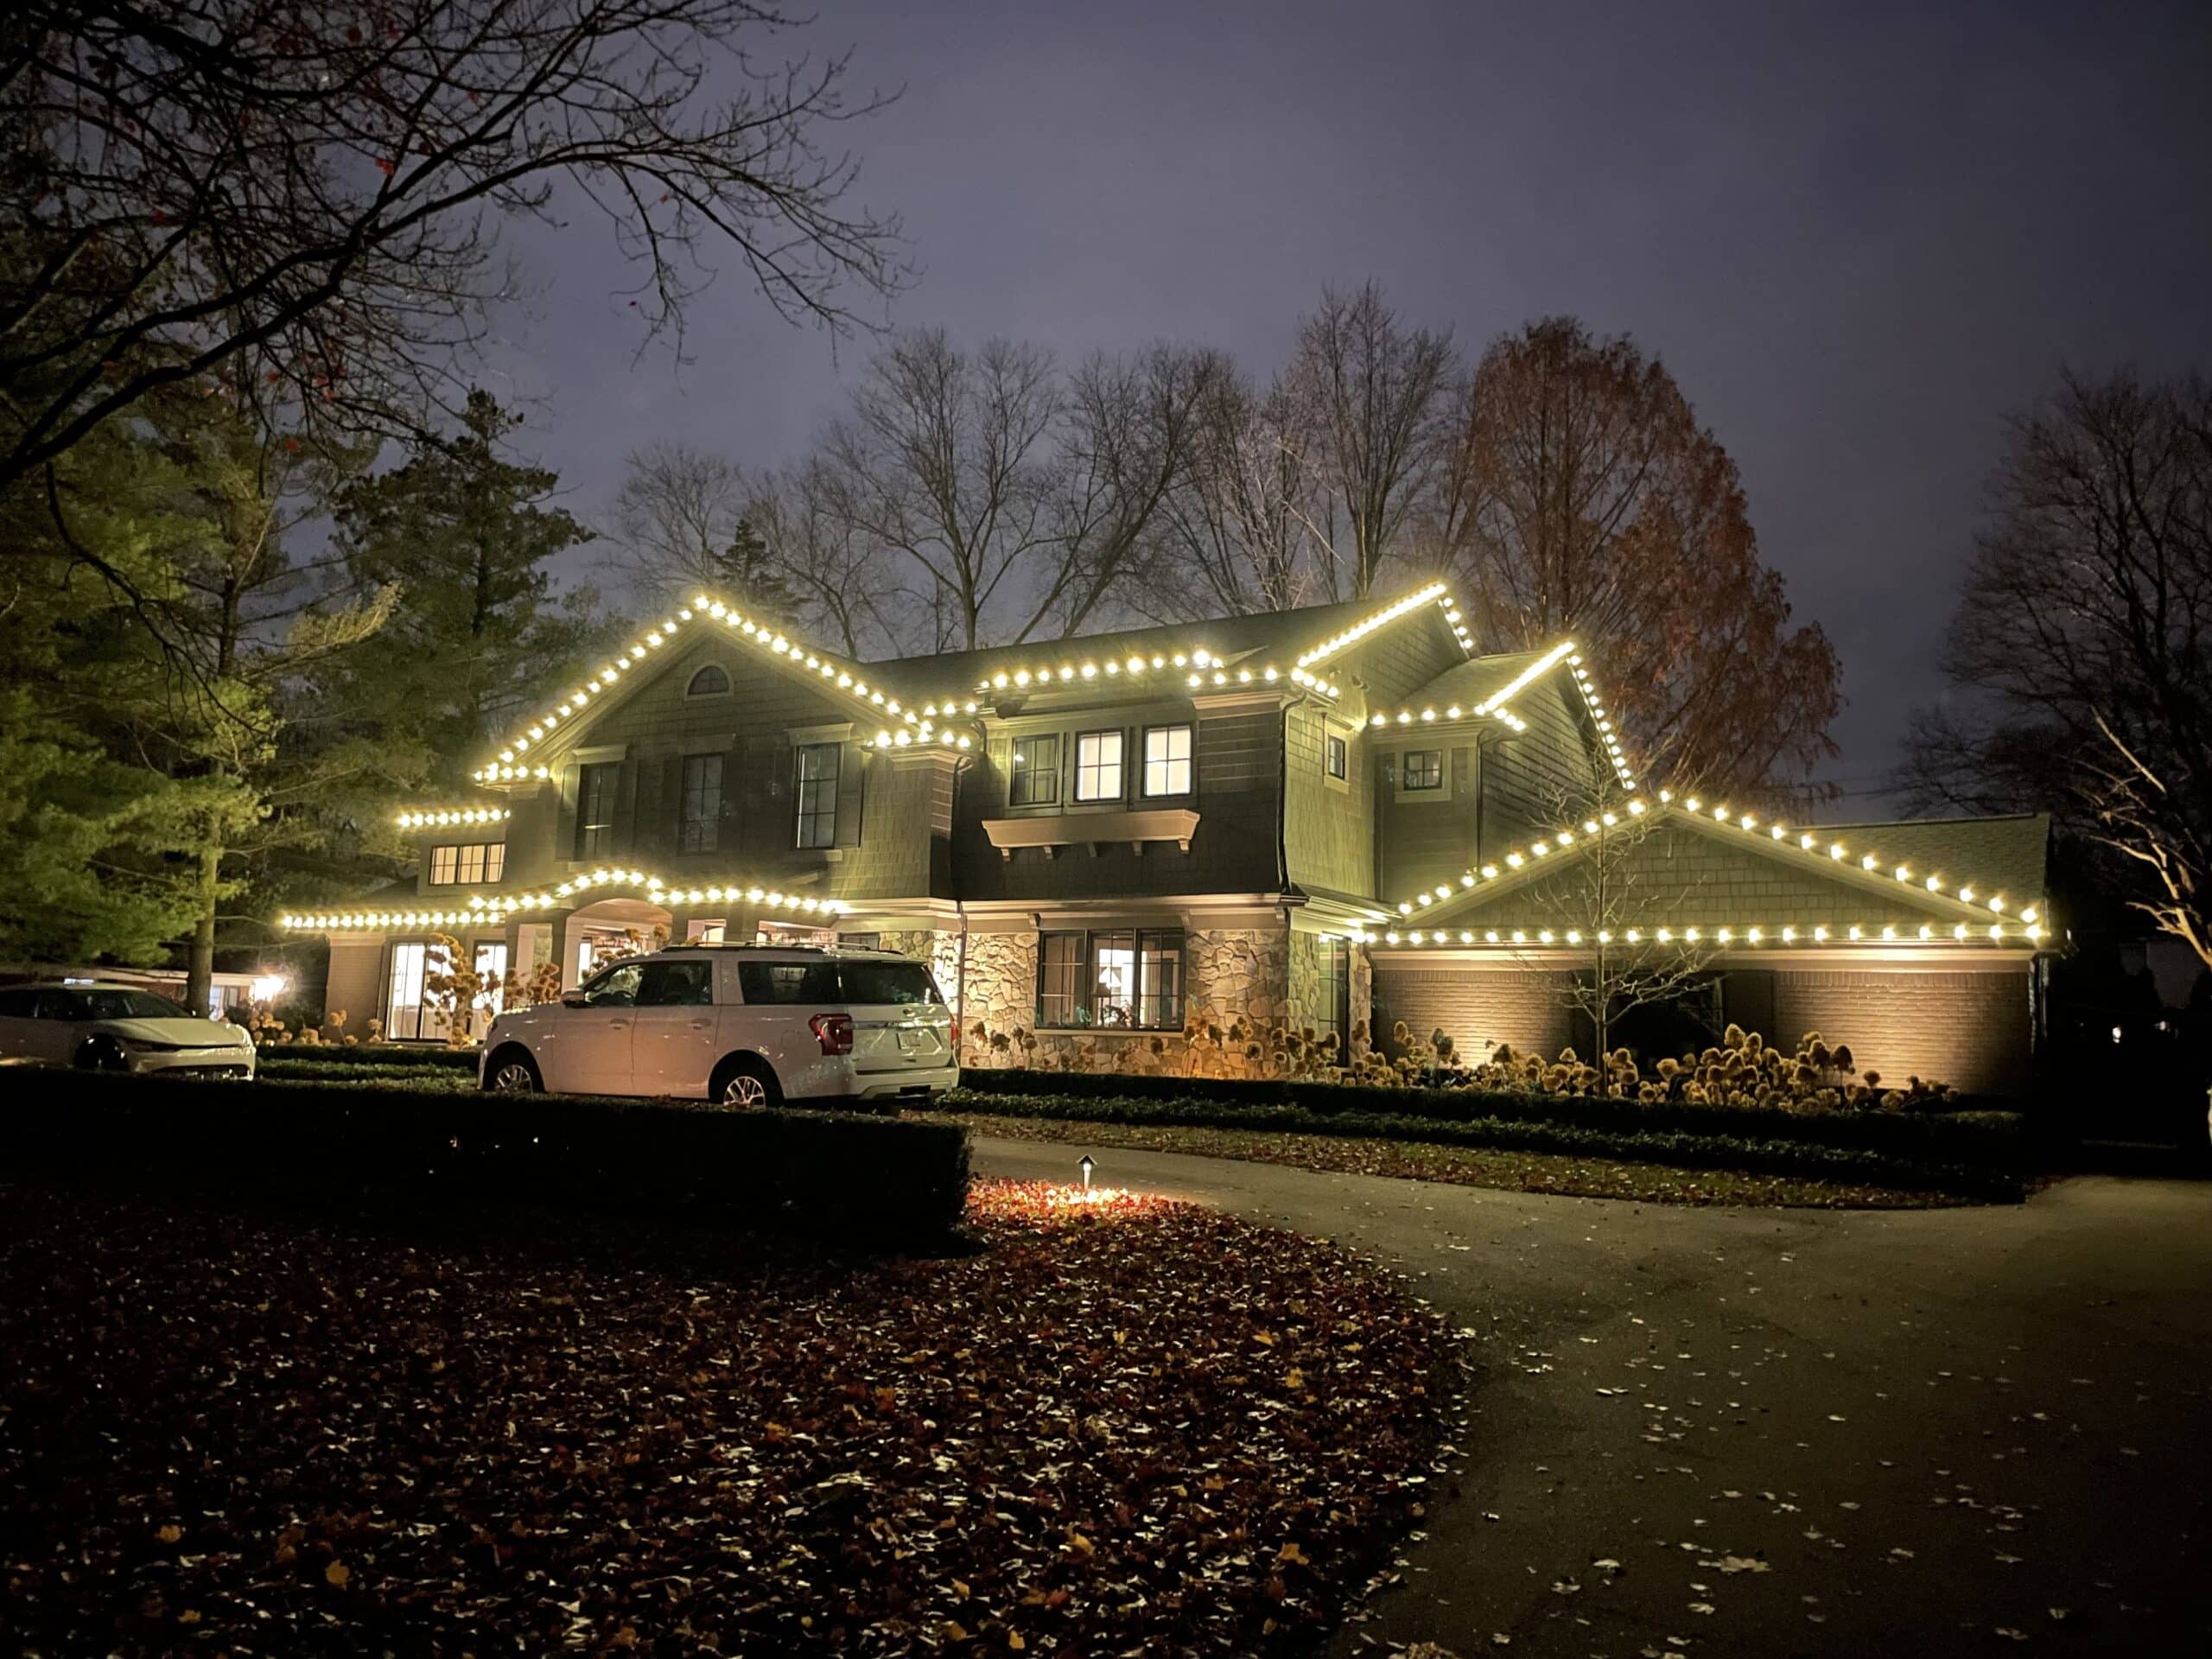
top-left (0, 981), bottom-right (258, 1078)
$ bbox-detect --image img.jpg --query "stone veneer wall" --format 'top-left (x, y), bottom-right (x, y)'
top-left (1286, 931), bottom-right (1328, 1038)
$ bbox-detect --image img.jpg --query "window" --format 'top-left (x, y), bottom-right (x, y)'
top-left (686, 664), bottom-right (730, 697)
top-left (580, 961), bottom-right (643, 1007)
top-left (1142, 724), bottom-right (1193, 798)
top-left (1034, 930), bottom-right (1184, 1029)
top-left (636, 959), bottom-right (714, 1007)
top-left (386, 942), bottom-right (429, 1039)
top-left (794, 742), bottom-right (842, 848)
top-left (680, 753), bottom-right (723, 853)
top-left (738, 958), bottom-right (837, 1004)
top-left (1010, 734), bottom-right (1060, 806)
top-left (1074, 730), bottom-right (1124, 802)
top-left (684, 918), bottom-right (727, 943)
top-left (30, 988), bottom-right (193, 1021)
top-left (432, 842), bottom-right (505, 884)
top-left (839, 960), bottom-right (943, 1006)
top-left (1037, 932), bottom-right (1084, 1027)
top-left (734, 958), bottom-right (942, 1005)
top-left (575, 762), bottom-right (619, 858)
top-left (1315, 935), bottom-right (1349, 1053)
top-left (1326, 732), bottom-right (1348, 780)
top-left (1402, 748), bottom-right (1444, 791)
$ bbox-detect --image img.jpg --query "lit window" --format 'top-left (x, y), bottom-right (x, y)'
top-left (680, 753), bottom-right (723, 853)
top-left (1142, 724), bottom-right (1192, 798)
top-left (428, 845), bottom-right (459, 885)
top-left (1011, 734), bottom-right (1060, 806)
top-left (1074, 730), bottom-right (1124, 801)
top-left (456, 842), bottom-right (486, 885)
top-left (795, 742), bottom-right (841, 848)
top-left (1326, 732), bottom-right (1348, 780)
top-left (484, 842), bottom-right (505, 883)
top-left (1035, 929), bottom-right (1184, 1029)
top-left (1402, 749), bottom-right (1443, 791)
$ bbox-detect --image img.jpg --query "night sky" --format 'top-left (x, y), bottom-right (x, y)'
top-left (487, 0), bottom-right (2212, 806)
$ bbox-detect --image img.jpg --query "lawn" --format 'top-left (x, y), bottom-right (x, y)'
top-left (0, 1177), bottom-right (1453, 1656)
top-left (933, 1109), bottom-right (1987, 1209)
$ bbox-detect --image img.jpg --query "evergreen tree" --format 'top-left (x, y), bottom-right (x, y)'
top-left (333, 391), bottom-right (603, 792)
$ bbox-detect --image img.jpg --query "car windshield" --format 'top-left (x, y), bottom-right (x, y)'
top-left (48, 988), bottom-right (196, 1021)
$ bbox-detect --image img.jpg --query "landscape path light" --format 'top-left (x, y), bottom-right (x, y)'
top-left (1078, 1154), bottom-right (1096, 1192)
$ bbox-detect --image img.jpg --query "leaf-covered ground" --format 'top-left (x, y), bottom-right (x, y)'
top-left (0, 1179), bottom-right (1453, 1656)
top-left (935, 1112), bottom-right (1975, 1209)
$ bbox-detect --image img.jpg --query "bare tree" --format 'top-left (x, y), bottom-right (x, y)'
top-left (1139, 354), bottom-right (1333, 620)
top-left (1, 0), bottom-right (905, 502)
top-left (1905, 369), bottom-right (2212, 966)
top-left (1283, 282), bottom-right (1458, 598)
top-left (611, 440), bottom-right (794, 614)
top-left (812, 329), bottom-right (1205, 648)
top-left (747, 456), bottom-right (912, 656)
top-left (1437, 317), bottom-right (1839, 800)
top-left (1503, 769), bottom-right (1714, 1063)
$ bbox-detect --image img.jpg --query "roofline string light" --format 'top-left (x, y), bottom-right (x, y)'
top-left (470, 868), bottom-right (845, 918)
top-left (1294, 581), bottom-right (1464, 668)
top-left (394, 807), bottom-right (510, 829)
top-left (472, 594), bottom-right (979, 782)
top-left (1380, 789), bottom-right (2044, 939)
top-left (1565, 651), bottom-right (1638, 791)
top-left (1352, 918), bottom-right (2038, 949)
top-left (976, 647), bottom-right (1339, 700)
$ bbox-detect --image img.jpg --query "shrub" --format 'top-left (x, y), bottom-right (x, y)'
top-left (5, 1075), bottom-right (971, 1249)
top-left (256, 1042), bottom-right (480, 1071)
top-left (928, 1087), bottom-right (2024, 1200)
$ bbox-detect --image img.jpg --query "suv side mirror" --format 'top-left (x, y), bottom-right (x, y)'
top-left (560, 990), bottom-right (588, 1008)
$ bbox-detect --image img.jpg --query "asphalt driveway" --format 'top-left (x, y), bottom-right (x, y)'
top-left (971, 1137), bottom-right (2212, 1657)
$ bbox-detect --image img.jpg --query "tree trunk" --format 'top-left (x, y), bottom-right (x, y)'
top-left (186, 843), bottom-right (221, 1017)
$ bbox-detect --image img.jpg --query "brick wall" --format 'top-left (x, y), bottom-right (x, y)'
top-left (1372, 963), bottom-right (1573, 1060)
top-left (1774, 969), bottom-right (2031, 1096)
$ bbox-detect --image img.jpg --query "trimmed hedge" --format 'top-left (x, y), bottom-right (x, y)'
top-left (255, 1042), bottom-right (480, 1071)
top-left (955, 1066), bottom-right (2029, 1167)
top-left (932, 1088), bottom-right (2026, 1201)
top-left (6, 1074), bottom-right (971, 1248)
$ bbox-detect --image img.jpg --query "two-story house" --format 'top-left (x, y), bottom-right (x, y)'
top-left (286, 580), bottom-right (2050, 1093)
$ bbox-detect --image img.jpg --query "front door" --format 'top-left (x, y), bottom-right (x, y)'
top-left (629, 959), bottom-right (720, 1097)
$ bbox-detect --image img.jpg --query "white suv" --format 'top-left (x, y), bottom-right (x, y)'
top-left (478, 945), bottom-right (957, 1107)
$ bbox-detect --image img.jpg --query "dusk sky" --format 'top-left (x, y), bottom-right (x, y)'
top-left (489, 0), bottom-right (2212, 808)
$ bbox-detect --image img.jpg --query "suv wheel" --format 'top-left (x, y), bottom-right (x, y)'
top-left (485, 1049), bottom-right (543, 1094)
top-left (713, 1056), bottom-right (780, 1109)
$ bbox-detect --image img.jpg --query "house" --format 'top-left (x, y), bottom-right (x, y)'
top-left (283, 581), bottom-right (2051, 1093)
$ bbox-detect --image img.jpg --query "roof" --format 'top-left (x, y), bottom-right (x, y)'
top-left (868, 596), bottom-right (1384, 694)
top-left (1816, 814), bottom-right (2051, 912)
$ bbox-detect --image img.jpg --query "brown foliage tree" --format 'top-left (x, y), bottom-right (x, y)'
top-left (1436, 318), bottom-right (1840, 799)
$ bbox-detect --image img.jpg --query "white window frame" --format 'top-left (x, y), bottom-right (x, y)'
top-left (1073, 729), bottom-right (1125, 803)
top-left (1141, 723), bottom-right (1193, 798)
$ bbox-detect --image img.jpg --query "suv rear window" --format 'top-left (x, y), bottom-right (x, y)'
top-left (734, 958), bottom-right (942, 1007)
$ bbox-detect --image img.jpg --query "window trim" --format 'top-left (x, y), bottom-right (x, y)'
top-left (793, 741), bottom-right (842, 849)
top-left (1009, 732), bottom-right (1062, 808)
top-left (684, 662), bottom-right (732, 699)
top-left (1140, 722), bottom-right (1194, 800)
top-left (1325, 730), bottom-right (1349, 781)
top-left (678, 751), bottom-right (724, 855)
top-left (1401, 747), bottom-right (1445, 792)
top-left (1072, 728), bottom-right (1127, 804)
top-left (1033, 926), bottom-right (1185, 1031)
top-left (575, 761), bottom-right (620, 859)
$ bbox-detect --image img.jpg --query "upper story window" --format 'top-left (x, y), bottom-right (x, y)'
top-left (795, 742), bottom-right (841, 848)
top-left (1402, 749), bottom-right (1444, 791)
top-left (686, 664), bottom-right (730, 697)
top-left (1142, 724), bottom-right (1193, 798)
top-left (429, 842), bottom-right (505, 885)
top-left (679, 753), bottom-right (723, 854)
top-left (1073, 730), bottom-right (1124, 802)
top-left (1010, 734), bottom-right (1060, 806)
top-left (575, 762), bottom-right (619, 858)
top-left (1326, 732), bottom-right (1348, 779)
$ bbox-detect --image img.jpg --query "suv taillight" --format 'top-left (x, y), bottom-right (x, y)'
top-left (810, 1013), bottom-right (854, 1056)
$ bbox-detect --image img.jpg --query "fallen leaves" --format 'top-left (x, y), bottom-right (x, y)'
top-left (0, 1177), bottom-right (1452, 1656)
